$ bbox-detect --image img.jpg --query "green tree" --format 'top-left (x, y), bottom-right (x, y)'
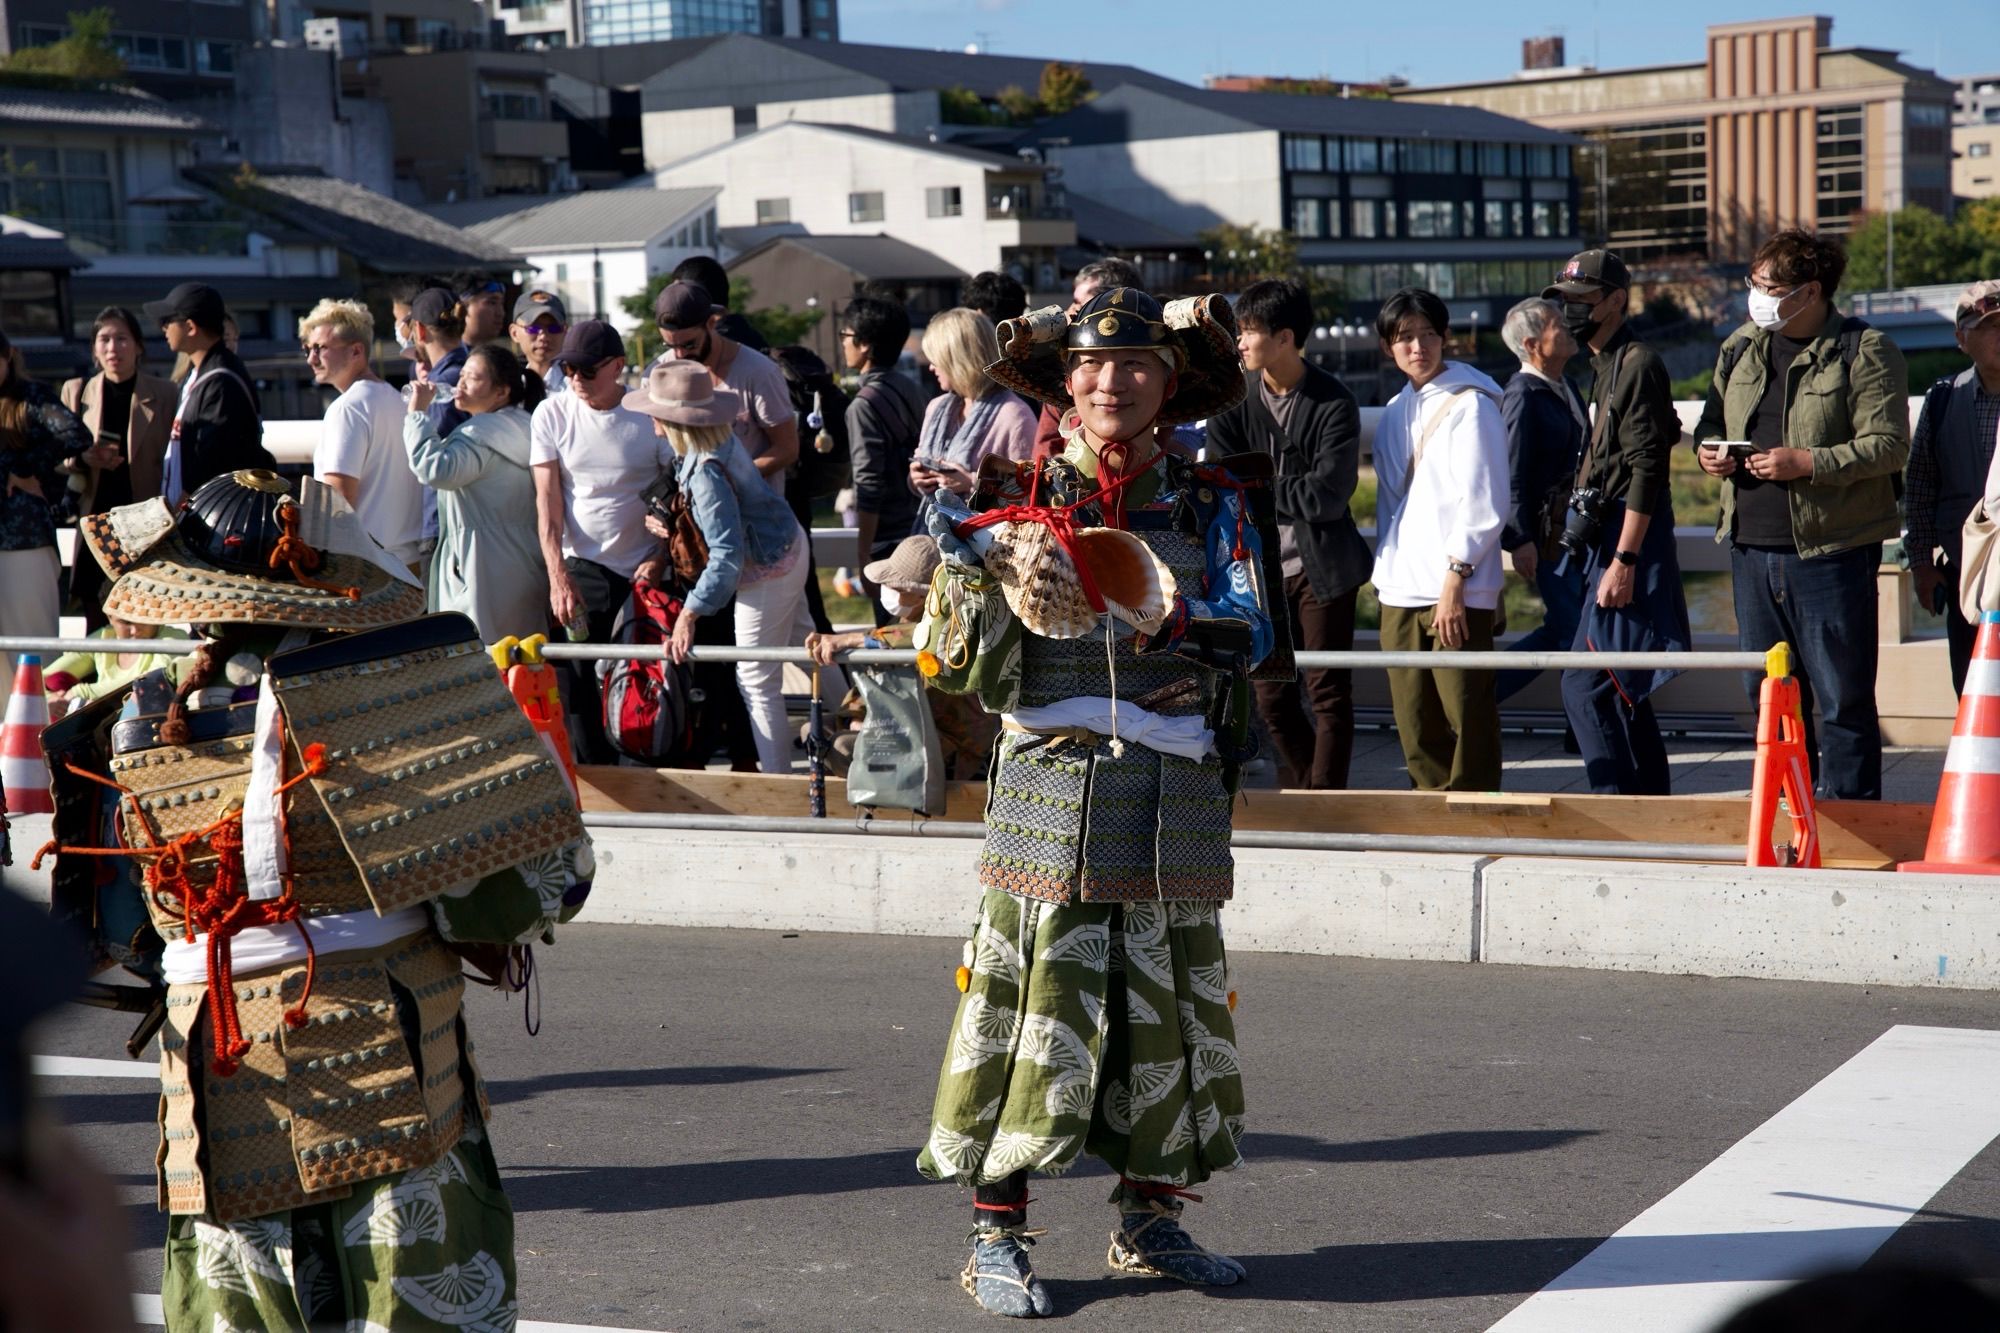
top-left (1037, 62), bottom-right (1093, 116)
top-left (938, 85), bottom-right (1000, 127)
top-left (617, 272), bottom-right (823, 364)
top-left (995, 84), bottom-right (1040, 124)
top-left (1960, 196), bottom-right (2000, 275)
top-left (3, 7), bottom-right (121, 79)
top-left (1197, 223), bottom-right (1298, 290)
top-left (1843, 205), bottom-right (1974, 291)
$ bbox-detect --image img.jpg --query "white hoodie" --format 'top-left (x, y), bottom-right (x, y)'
top-left (1370, 361), bottom-right (1508, 611)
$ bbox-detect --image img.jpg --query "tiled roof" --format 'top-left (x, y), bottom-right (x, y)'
top-left (428, 186), bottom-right (719, 250)
top-left (733, 232), bottom-right (964, 281)
top-left (183, 166), bottom-right (517, 273)
top-left (0, 82), bottom-right (213, 134)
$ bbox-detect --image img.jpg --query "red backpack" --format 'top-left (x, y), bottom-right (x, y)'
top-left (597, 582), bottom-right (701, 765)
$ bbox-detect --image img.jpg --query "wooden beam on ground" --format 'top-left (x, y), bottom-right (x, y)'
top-left (573, 769), bottom-right (1932, 869)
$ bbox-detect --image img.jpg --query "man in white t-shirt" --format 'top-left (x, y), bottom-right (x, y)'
top-left (302, 298), bottom-right (425, 568)
top-left (532, 318), bottom-right (674, 763)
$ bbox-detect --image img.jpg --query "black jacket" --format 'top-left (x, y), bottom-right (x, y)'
top-left (1500, 368), bottom-right (1587, 552)
top-left (845, 367), bottom-right (924, 544)
top-left (175, 346), bottom-right (273, 496)
top-left (1203, 363), bottom-right (1371, 600)
top-left (1578, 325), bottom-right (1677, 519)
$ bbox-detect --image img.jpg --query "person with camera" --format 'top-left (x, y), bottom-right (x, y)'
top-left (1370, 287), bottom-right (1509, 791)
top-left (1547, 249), bottom-right (1692, 795)
top-left (1694, 230), bottom-right (1907, 799)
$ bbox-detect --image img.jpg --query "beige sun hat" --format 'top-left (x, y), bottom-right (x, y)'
top-left (863, 534), bottom-right (943, 592)
top-left (622, 359), bottom-right (741, 426)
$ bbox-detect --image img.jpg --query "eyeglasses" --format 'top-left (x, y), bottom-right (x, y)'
top-left (1745, 272), bottom-right (1814, 297)
top-left (839, 329), bottom-right (858, 341)
top-left (303, 341), bottom-right (352, 360)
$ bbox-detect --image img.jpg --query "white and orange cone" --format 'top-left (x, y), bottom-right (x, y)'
top-left (1, 653), bottom-right (52, 815)
top-left (1902, 611), bottom-right (2000, 875)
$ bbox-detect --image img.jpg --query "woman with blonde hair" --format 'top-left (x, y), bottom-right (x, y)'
top-left (908, 306), bottom-right (1037, 523)
top-left (629, 359), bottom-right (809, 774)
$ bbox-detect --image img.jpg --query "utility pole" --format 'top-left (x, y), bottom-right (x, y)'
top-left (1886, 209), bottom-right (1896, 292)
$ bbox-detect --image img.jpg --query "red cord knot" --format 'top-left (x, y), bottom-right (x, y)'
top-left (269, 498), bottom-right (361, 600)
top-left (1120, 1176), bottom-right (1205, 1204)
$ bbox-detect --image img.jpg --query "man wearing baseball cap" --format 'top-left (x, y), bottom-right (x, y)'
top-left (509, 287), bottom-right (569, 398)
top-left (530, 318), bottom-right (673, 763)
top-left (654, 278), bottom-right (799, 495)
top-left (1544, 248), bottom-right (1691, 796)
top-left (141, 281), bottom-right (272, 502)
top-left (1906, 279), bottom-right (2000, 694)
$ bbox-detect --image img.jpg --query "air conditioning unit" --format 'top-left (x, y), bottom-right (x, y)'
top-left (303, 18), bottom-right (369, 58)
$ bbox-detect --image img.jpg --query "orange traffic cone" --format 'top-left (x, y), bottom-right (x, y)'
top-left (1902, 610), bottom-right (2000, 876)
top-left (1, 653), bottom-right (53, 815)
top-left (1745, 643), bottom-right (1820, 868)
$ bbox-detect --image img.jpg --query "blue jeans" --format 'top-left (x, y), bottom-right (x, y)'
top-left (1730, 542), bottom-right (1882, 800)
top-left (1495, 553), bottom-right (1587, 703)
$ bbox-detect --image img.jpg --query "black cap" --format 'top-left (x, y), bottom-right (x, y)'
top-left (142, 282), bottom-right (226, 332)
top-left (653, 279), bottom-right (721, 331)
top-left (408, 287), bottom-right (461, 329)
top-left (1544, 249), bottom-right (1631, 299)
top-left (556, 318), bottom-right (625, 369)
top-left (513, 287), bottom-right (568, 325)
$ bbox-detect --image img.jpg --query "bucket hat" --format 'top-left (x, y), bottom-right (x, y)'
top-left (82, 470), bottom-right (426, 631)
top-left (622, 359), bottom-right (741, 426)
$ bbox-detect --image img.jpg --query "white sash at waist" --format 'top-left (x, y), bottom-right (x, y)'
top-left (1004, 697), bottom-right (1215, 761)
top-left (161, 907), bottom-right (430, 986)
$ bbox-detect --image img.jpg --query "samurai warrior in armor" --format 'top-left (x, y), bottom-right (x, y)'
top-left (41, 469), bottom-right (591, 1330)
top-left (912, 287), bottom-right (1287, 1316)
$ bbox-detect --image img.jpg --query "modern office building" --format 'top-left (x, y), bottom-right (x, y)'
top-left (1034, 83), bottom-right (1583, 322)
top-left (1396, 16), bottom-right (1957, 265)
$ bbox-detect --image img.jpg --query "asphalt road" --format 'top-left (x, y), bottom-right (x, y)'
top-left (33, 923), bottom-right (2000, 1332)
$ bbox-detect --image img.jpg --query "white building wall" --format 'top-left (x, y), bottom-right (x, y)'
top-left (754, 90), bottom-right (940, 139)
top-left (642, 107), bottom-right (739, 171)
top-left (650, 127), bottom-right (1006, 276)
top-left (1050, 130), bottom-right (1283, 234)
top-left (523, 246), bottom-right (651, 329)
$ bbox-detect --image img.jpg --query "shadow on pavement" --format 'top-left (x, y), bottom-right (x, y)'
top-left (490, 1064), bottom-right (837, 1102)
top-left (1245, 1128), bottom-right (1598, 1162)
top-left (48, 1089), bottom-right (158, 1128)
top-left (505, 1147), bottom-right (927, 1213)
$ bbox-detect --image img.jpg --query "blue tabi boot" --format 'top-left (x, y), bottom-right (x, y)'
top-left (1106, 1197), bottom-right (1246, 1286)
top-left (962, 1225), bottom-right (1055, 1318)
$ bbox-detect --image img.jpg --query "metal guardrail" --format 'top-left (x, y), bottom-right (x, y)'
top-left (579, 811), bottom-right (1743, 864)
top-left (1, 637), bottom-right (1765, 675)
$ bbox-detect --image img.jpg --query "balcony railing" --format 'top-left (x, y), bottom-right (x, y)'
top-left (29, 216), bottom-right (252, 259)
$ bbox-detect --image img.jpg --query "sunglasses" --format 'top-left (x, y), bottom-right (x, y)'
top-left (1960, 292), bottom-right (2000, 327)
top-left (522, 320), bottom-right (566, 335)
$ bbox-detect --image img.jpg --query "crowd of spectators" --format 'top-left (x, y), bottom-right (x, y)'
top-left (5, 238), bottom-right (1997, 793)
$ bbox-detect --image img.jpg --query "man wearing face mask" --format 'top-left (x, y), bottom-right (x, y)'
top-left (1692, 229), bottom-right (1907, 800)
top-left (1546, 249), bottom-right (1692, 795)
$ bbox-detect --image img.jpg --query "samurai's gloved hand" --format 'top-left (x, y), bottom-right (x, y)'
top-left (926, 489), bottom-right (985, 568)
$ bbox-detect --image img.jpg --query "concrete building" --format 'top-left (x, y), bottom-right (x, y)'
top-left (1956, 72), bottom-right (2000, 126)
top-left (1034, 83), bottom-right (1582, 322)
top-left (1958, 123), bottom-right (2000, 201)
top-left (1396, 16), bottom-right (1958, 264)
top-left (488, 0), bottom-right (585, 48)
top-left (348, 47), bottom-right (571, 200)
top-left (726, 231), bottom-right (958, 366)
top-left (539, 33), bottom-right (1185, 172)
top-left (269, 0), bottom-right (486, 50)
top-left (647, 120), bottom-right (1076, 296)
top-left (429, 184), bottom-right (720, 328)
top-left (6, 0), bottom-right (256, 99)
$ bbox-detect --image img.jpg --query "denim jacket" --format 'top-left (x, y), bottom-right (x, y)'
top-left (679, 433), bottom-right (799, 617)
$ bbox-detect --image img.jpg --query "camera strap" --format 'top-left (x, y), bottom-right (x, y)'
top-left (1404, 383), bottom-right (1496, 496)
top-left (1575, 343), bottom-right (1636, 492)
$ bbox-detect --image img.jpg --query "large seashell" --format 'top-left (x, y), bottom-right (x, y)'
top-left (983, 520), bottom-right (1100, 639)
top-left (1072, 528), bottom-right (1177, 635)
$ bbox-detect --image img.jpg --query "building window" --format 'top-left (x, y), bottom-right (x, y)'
top-left (111, 31), bottom-right (188, 70)
top-left (1283, 134), bottom-right (1324, 172)
top-left (755, 197), bottom-right (790, 225)
top-left (1407, 200), bottom-right (1458, 238)
top-left (1344, 138), bottom-right (1378, 173)
top-left (483, 89), bottom-right (544, 120)
top-left (1350, 199), bottom-right (1378, 238)
top-left (1482, 199), bottom-right (1513, 238)
top-left (1381, 199), bottom-right (1398, 238)
top-left (1909, 102), bottom-right (1948, 127)
top-left (195, 39), bottom-right (234, 74)
top-left (1579, 119), bottom-right (1707, 261)
top-left (0, 145), bottom-right (116, 246)
top-left (926, 186), bottom-right (962, 218)
top-left (1816, 104), bottom-right (1865, 233)
top-left (1970, 142), bottom-right (1992, 158)
top-left (1290, 198), bottom-right (1323, 239)
top-left (1479, 142), bottom-right (1507, 175)
top-left (849, 191), bottom-right (884, 223)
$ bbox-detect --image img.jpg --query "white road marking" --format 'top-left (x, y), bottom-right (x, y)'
top-left (134, 1293), bottom-right (672, 1332)
top-left (1489, 1024), bottom-right (2000, 1332)
top-left (33, 1055), bottom-right (155, 1080)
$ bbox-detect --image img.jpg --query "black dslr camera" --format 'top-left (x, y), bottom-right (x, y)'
top-left (1558, 487), bottom-right (1609, 557)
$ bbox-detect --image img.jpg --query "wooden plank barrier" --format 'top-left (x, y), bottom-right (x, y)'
top-left (575, 768), bottom-right (1934, 871)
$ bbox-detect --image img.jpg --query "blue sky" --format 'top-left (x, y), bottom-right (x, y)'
top-left (839, 1), bottom-right (1999, 90)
